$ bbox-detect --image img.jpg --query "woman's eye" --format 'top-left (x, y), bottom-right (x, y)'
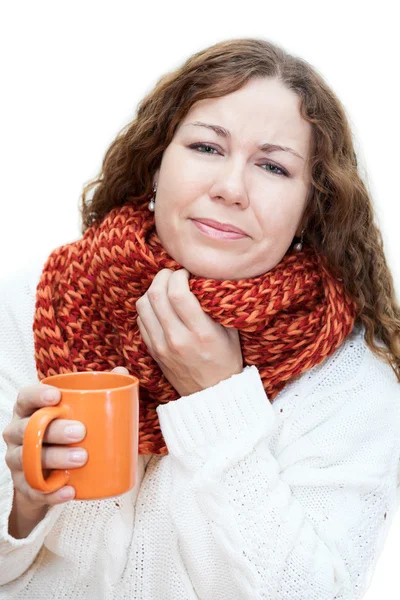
top-left (189, 144), bottom-right (288, 177)
top-left (189, 143), bottom-right (219, 154)
top-left (261, 162), bottom-right (288, 177)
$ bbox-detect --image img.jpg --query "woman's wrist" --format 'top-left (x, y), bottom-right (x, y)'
top-left (8, 489), bottom-right (48, 539)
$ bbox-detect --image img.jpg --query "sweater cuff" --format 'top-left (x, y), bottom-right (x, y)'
top-left (0, 464), bottom-right (63, 551)
top-left (156, 365), bottom-right (277, 459)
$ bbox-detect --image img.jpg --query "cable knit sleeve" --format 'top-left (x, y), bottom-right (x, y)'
top-left (156, 348), bottom-right (400, 599)
top-left (0, 260), bottom-right (65, 585)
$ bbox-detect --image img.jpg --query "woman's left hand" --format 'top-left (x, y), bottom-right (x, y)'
top-left (136, 268), bottom-right (243, 397)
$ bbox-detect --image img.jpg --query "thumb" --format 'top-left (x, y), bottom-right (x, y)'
top-left (111, 366), bottom-right (129, 375)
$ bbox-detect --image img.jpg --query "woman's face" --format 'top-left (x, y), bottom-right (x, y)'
top-left (153, 76), bottom-right (312, 279)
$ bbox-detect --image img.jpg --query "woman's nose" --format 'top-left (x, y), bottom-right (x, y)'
top-left (211, 166), bottom-right (249, 208)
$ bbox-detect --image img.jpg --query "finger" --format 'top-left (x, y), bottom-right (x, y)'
top-left (144, 270), bottom-right (187, 336)
top-left (35, 485), bottom-right (76, 505)
top-left (7, 444), bottom-right (88, 472)
top-left (137, 292), bottom-right (170, 352)
top-left (14, 384), bottom-right (61, 419)
top-left (4, 418), bottom-right (87, 446)
top-left (13, 472), bottom-right (76, 506)
top-left (137, 316), bottom-right (156, 358)
top-left (167, 269), bottom-right (211, 332)
top-left (111, 366), bottom-right (129, 375)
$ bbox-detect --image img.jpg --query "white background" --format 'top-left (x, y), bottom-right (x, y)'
top-left (0, 1), bottom-right (399, 597)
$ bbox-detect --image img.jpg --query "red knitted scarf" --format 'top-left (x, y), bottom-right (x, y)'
top-left (33, 198), bottom-right (358, 455)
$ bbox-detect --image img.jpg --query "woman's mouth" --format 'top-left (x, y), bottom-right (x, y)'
top-left (190, 219), bottom-right (248, 240)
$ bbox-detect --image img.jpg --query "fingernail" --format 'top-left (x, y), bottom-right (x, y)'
top-left (68, 449), bottom-right (87, 463)
top-left (113, 367), bottom-right (128, 374)
top-left (42, 390), bottom-right (59, 403)
top-left (59, 487), bottom-right (75, 499)
top-left (65, 424), bottom-right (86, 440)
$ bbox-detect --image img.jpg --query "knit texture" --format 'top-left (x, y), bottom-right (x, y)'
top-left (0, 259), bottom-right (399, 599)
top-left (32, 199), bottom-right (357, 454)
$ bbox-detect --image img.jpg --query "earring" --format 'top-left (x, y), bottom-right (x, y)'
top-left (293, 228), bottom-right (305, 252)
top-left (148, 182), bottom-right (157, 212)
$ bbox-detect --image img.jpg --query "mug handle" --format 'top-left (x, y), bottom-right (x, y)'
top-left (22, 405), bottom-right (71, 493)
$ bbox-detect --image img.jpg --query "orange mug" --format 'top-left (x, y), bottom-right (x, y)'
top-left (22, 371), bottom-right (139, 500)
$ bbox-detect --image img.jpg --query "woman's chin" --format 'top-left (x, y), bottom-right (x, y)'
top-left (178, 254), bottom-right (276, 280)
top-left (178, 258), bottom-right (248, 281)
top-left (188, 268), bottom-right (238, 280)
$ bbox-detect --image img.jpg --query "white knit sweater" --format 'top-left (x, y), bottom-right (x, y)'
top-left (0, 256), bottom-right (399, 600)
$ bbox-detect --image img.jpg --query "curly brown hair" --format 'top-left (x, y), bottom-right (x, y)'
top-left (79, 37), bottom-right (400, 382)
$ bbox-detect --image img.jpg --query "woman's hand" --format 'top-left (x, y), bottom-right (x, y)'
top-left (2, 366), bottom-right (128, 514)
top-left (136, 268), bottom-right (243, 396)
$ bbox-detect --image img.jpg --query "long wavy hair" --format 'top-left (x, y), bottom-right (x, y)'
top-left (79, 37), bottom-right (400, 382)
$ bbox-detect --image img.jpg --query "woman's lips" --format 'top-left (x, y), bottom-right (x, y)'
top-left (191, 219), bottom-right (247, 240)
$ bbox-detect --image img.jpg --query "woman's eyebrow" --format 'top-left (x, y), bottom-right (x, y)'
top-left (185, 121), bottom-right (304, 161)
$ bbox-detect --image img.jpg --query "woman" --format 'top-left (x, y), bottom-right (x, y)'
top-left (1, 37), bottom-right (399, 599)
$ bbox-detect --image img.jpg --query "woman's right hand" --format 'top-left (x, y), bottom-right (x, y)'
top-left (2, 382), bottom-right (88, 513)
